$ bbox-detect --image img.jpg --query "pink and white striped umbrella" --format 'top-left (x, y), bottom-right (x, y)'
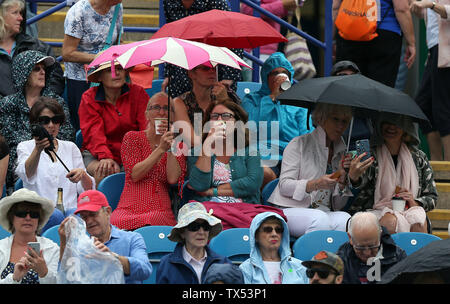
top-left (115, 37), bottom-right (250, 70)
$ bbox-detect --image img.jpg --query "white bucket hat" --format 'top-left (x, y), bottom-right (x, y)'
top-left (0, 188), bottom-right (54, 233)
top-left (168, 202), bottom-right (222, 243)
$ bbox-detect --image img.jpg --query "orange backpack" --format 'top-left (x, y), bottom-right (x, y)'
top-left (335, 0), bottom-right (379, 41)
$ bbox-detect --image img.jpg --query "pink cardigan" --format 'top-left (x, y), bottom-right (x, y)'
top-left (240, 0), bottom-right (288, 55)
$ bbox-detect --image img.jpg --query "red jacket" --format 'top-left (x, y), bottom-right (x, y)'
top-left (79, 83), bottom-right (149, 165)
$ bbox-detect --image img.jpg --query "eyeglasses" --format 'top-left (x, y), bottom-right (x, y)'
top-left (14, 210), bottom-right (40, 219)
top-left (352, 243), bottom-right (381, 252)
top-left (32, 65), bottom-right (45, 73)
top-left (306, 268), bottom-right (335, 279)
top-left (38, 115), bottom-right (64, 125)
top-left (261, 226), bottom-right (284, 234)
top-left (148, 105), bottom-right (169, 112)
top-left (186, 221), bottom-right (211, 232)
top-left (210, 113), bottom-right (234, 121)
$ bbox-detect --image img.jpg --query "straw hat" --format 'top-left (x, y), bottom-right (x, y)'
top-left (0, 188), bottom-right (54, 233)
top-left (87, 60), bottom-right (123, 83)
top-left (168, 202), bottom-right (222, 243)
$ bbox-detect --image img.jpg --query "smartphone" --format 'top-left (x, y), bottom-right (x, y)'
top-left (27, 242), bottom-right (40, 255)
top-left (355, 139), bottom-right (372, 161)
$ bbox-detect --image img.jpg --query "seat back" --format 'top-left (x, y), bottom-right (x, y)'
top-left (75, 130), bottom-right (83, 149)
top-left (261, 178), bottom-right (278, 205)
top-left (208, 228), bottom-right (251, 264)
top-left (145, 79), bottom-right (164, 98)
top-left (2, 184), bottom-right (6, 198)
top-left (292, 230), bottom-right (349, 261)
top-left (41, 225), bottom-right (60, 246)
top-left (236, 81), bottom-right (261, 100)
top-left (391, 232), bottom-right (441, 255)
top-left (0, 225), bottom-right (10, 240)
top-left (14, 178), bottom-right (23, 191)
top-left (134, 225), bottom-right (176, 284)
top-left (97, 172), bottom-right (126, 212)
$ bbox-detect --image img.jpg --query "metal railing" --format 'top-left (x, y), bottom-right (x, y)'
top-left (25, 0), bottom-right (333, 78)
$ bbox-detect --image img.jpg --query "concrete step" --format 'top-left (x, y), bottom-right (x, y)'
top-left (430, 161), bottom-right (450, 181)
top-left (432, 230), bottom-right (449, 239)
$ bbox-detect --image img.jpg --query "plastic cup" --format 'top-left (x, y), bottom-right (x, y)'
top-left (154, 118), bottom-right (168, 135)
top-left (391, 198), bottom-right (406, 212)
top-left (277, 73), bottom-right (291, 91)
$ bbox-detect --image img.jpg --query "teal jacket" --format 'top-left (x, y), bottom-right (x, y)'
top-left (187, 146), bottom-right (263, 204)
top-left (241, 52), bottom-right (313, 162)
top-left (239, 212), bottom-right (308, 284)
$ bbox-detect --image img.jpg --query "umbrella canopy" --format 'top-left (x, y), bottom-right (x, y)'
top-left (278, 74), bottom-right (429, 124)
top-left (151, 9), bottom-right (288, 49)
top-left (114, 37), bottom-right (250, 71)
top-left (87, 40), bottom-right (145, 69)
top-left (380, 239), bottom-right (450, 284)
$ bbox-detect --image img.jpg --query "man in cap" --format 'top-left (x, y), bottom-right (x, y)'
top-left (330, 60), bottom-right (361, 76)
top-left (302, 250), bottom-right (344, 284)
top-left (58, 190), bottom-right (152, 284)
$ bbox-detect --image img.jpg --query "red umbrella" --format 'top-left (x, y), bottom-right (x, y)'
top-left (152, 9), bottom-right (287, 49)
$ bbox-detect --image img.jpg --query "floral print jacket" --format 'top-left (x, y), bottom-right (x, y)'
top-left (348, 147), bottom-right (438, 214)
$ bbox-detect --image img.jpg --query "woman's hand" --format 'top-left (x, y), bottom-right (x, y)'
top-left (34, 137), bottom-right (51, 153)
top-left (157, 131), bottom-right (174, 152)
top-left (95, 159), bottom-right (120, 178)
top-left (308, 174), bottom-right (338, 192)
top-left (13, 256), bottom-right (29, 282)
top-left (348, 153), bottom-right (374, 182)
top-left (395, 187), bottom-right (419, 207)
top-left (25, 248), bottom-right (48, 278)
top-left (66, 168), bottom-right (87, 183)
top-left (211, 82), bottom-right (228, 101)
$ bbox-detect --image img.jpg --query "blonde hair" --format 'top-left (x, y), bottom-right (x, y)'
top-left (311, 103), bottom-right (353, 127)
top-left (0, 0), bottom-right (24, 40)
top-left (146, 91), bottom-right (168, 110)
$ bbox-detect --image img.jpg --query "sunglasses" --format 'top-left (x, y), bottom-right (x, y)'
top-left (32, 65), bottom-right (45, 73)
top-left (14, 210), bottom-right (40, 219)
top-left (306, 268), bottom-right (335, 279)
top-left (261, 226), bottom-right (284, 234)
top-left (186, 221), bottom-right (211, 232)
top-left (210, 113), bottom-right (234, 121)
top-left (38, 115), bottom-right (64, 125)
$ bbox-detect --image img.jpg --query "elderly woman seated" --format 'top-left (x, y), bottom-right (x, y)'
top-left (268, 103), bottom-right (354, 238)
top-left (110, 92), bottom-right (186, 230)
top-left (79, 60), bottom-right (149, 186)
top-left (347, 113), bottom-right (437, 234)
top-left (0, 50), bottom-right (74, 190)
top-left (0, 188), bottom-right (60, 283)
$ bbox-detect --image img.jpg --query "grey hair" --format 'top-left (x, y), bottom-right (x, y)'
top-left (146, 91), bottom-right (168, 110)
top-left (311, 103), bottom-right (353, 127)
top-left (348, 212), bottom-right (382, 238)
top-left (0, 0), bottom-right (24, 40)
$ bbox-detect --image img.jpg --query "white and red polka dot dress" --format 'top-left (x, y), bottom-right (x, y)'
top-left (110, 131), bottom-right (186, 230)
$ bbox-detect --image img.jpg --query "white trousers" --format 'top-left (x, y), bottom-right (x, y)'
top-left (282, 207), bottom-right (351, 238)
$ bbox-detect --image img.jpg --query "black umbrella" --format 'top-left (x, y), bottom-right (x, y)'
top-left (278, 74), bottom-right (429, 124)
top-left (379, 239), bottom-right (450, 284)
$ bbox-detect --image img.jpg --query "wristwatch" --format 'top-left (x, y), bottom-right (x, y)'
top-left (431, 1), bottom-right (436, 10)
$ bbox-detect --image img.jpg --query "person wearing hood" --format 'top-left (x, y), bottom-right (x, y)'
top-left (156, 202), bottom-right (232, 284)
top-left (337, 212), bottom-right (407, 284)
top-left (0, 0), bottom-right (64, 98)
top-left (0, 50), bottom-right (75, 191)
top-left (241, 52), bottom-right (312, 187)
top-left (239, 212), bottom-right (308, 284)
top-left (347, 113), bottom-right (437, 234)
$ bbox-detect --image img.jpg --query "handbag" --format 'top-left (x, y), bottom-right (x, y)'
top-left (284, 7), bottom-right (316, 81)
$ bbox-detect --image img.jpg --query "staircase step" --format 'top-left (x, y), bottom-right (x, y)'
top-left (36, 11), bottom-right (159, 25)
top-left (432, 230), bottom-right (449, 239)
top-left (430, 161), bottom-right (450, 180)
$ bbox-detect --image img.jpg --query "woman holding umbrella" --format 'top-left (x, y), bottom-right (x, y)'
top-left (347, 113), bottom-right (438, 234)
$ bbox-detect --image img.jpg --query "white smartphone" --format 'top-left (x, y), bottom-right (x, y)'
top-left (27, 242), bottom-right (40, 255)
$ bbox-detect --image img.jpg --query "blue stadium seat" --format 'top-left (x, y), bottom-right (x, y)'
top-left (14, 179), bottom-right (23, 191)
top-left (145, 79), bottom-right (164, 98)
top-left (261, 178), bottom-right (278, 206)
top-left (0, 225), bottom-right (10, 240)
top-left (391, 232), bottom-right (441, 256)
top-left (97, 172), bottom-right (125, 212)
top-left (75, 130), bottom-right (83, 149)
top-left (2, 184), bottom-right (6, 198)
top-left (292, 230), bottom-right (349, 261)
top-left (134, 225), bottom-right (176, 284)
top-left (41, 225), bottom-right (60, 246)
top-left (236, 81), bottom-right (261, 100)
top-left (209, 228), bottom-right (251, 264)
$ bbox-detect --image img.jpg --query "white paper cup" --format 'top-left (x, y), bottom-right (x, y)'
top-left (391, 198), bottom-right (406, 212)
top-left (277, 73), bottom-right (291, 91)
top-left (154, 118), bottom-right (168, 135)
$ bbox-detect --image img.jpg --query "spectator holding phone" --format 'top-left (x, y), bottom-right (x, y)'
top-left (346, 113), bottom-right (437, 234)
top-left (15, 97), bottom-right (94, 233)
top-left (0, 188), bottom-right (59, 284)
top-left (268, 103), bottom-right (354, 238)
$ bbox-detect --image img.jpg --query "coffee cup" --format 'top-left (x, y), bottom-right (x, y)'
top-left (277, 73), bottom-right (291, 91)
top-left (154, 118), bottom-right (168, 135)
top-left (391, 197), bottom-right (406, 212)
